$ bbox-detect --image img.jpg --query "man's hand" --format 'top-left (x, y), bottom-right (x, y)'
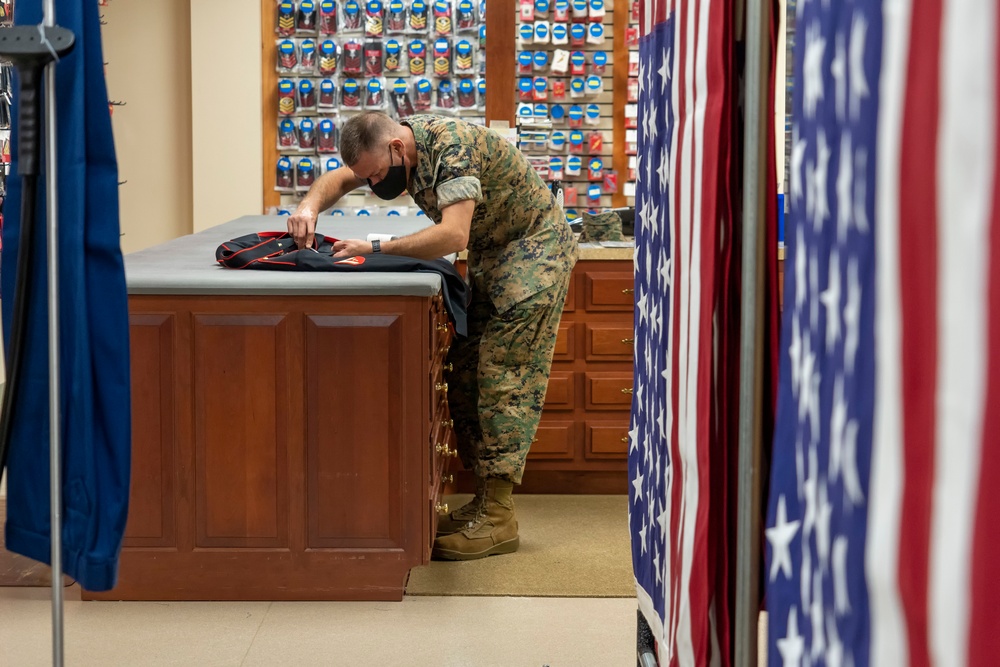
top-left (333, 239), bottom-right (374, 257)
top-left (287, 207), bottom-right (319, 249)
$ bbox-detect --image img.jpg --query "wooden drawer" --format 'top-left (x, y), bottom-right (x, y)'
top-left (585, 372), bottom-right (634, 411)
top-left (585, 323), bottom-right (635, 361)
top-left (586, 421), bottom-right (630, 459)
top-left (563, 274), bottom-right (577, 312)
top-left (553, 322), bottom-right (576, 361)
top-left (544, 371), bottom-right (576, 410)
top-left (528, 421), bottom-right (577, 460)
top-left (584, 271), bottom-right (635, 311)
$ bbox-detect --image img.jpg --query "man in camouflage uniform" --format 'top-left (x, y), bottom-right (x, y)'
top-left (287, 111), bottom-right (578, 560)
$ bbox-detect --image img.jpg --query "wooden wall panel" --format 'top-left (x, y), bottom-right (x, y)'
top-left (304, 315), bottom-right (405, 550)
top-left (192, 314), bottom-right (290, 548)
top-left (124, 314), bottom-right (177, 547)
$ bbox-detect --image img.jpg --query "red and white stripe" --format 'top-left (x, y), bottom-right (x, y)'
top-left (869, 0), bottom-right (998, 663)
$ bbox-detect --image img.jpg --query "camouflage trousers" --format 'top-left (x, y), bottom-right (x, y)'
top-left (445, 274), bottom-right (570, 484)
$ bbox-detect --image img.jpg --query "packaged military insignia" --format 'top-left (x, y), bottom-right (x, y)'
top-left (518, 51), bottom-right (533, 75)
top-left (318, 78), bottom-right (338, 109)
top-left (518, 77), bottom-right (533, 102)
top-left (551, 79), bottom-right (566, 99)
top-left (548, 129), bottom-right (567, 152)
top-left (341, 77), bottom-right (362, 107)
top-left (454, 40), bottom-right (474, 75)
top-left (565, 154), bottom-right (582, 176)
top-left (435, 78), bottom-right (456, 110)
top-left (342, 0), bottom-right (363, 31)
top-left (569, 50), bottom-right (586, 75)
top-left (457, 0), bottom-right (477, 30)
top-left (533, 76), bottom-right (548, 101)
top-left (519, 0), bottom-right (534, 21)
top-left (591, 50), bottom-right (607, 75)
top-left (323, 156), bottom-right (343, 174)
top-left (567, 104), bottom-right (584, 128)
top-left (553, 0), bottom-right (569, 21)
top-left (587, 22), bottom-right (604, 44)
top-left (603, 170), bottom-right (617, 194)
top-left (535, 0), bottom-right (550, 18)
top-left (391, 78), bottom-right (415, 117)
top-left (296, 156), bottom-right (319, 190)
top-left (276, 1), bottom-right (296, 36)
top-left (569, 77), bottom-right (585, 98)
top-left (568, 129), bottom-right (585, 153)
top-left (342, 39), bottom-right (363, 73)
top-left (297, 0), bottom-right (318, 32)
top-left (276, 156), bottom-right (295, 191)
top-left (587, 182), bottom-right (601, 205)
top-left (278, 118), bottom-right (298, 148)
top-left (366, 0), bottom-right (385, 36)
top-left (433, 0), bottom-right (453, 35)
top-left (585, 74), bottom-right (603, 95)
top-left (278, 79), bottom-right (296, 115)
top-left (533, 21), bottom-right (550, 44)
top-left (384, 39), bottom-right (405, 72)
top-left (551, 23), bottom-right (568, 45)
top-left (551, 48), bottom-right (569, 74)
top-left (549, 156), bottom-right (564, 180)
top-left (365, 78), bottom-right (387, 108)
top-left (477, 77), bottom-right (486, 109)
top-left (319, 0), bottom-right (339, 34)
top-left (408, 39), bottom-right (427, 74)
top-left (533, 50), bottom-right (549, 71)
top-left (570, 22), bottom-right (586, 46)
top-left (276, 39), bottom-right (298, 73)
top-left (518, 23), bottom-right (535, 43)
top-left (432, 38), bottom-right (451, 77)
top-left (517, 102), bottom-right (534, 119)
top-left (298, 117), bottom-right (317, 150)
top-left (479, 23), bottom-right (486, 48)
top-left (588, 130), bottom-right (602, 153)
top-left (571, 0), bottom-right (587, 20)
top-left (319, 39), bottom-right (339, 75)
top-left (364, 41), bottom-right (384, 75)
top-left (588, 0), bottom-right (604, 21)
top-left (550, 103), bottom-right (565, 122)
top-left (409, 0), bottom-right (429, 31)
top-left (299, 39), bottom-right (318, 74)
top-left (585, 103), bottom-right (601, 125)
top-left (414, 78), bottom-right (433, 110)
top-left (298, 78), bottom-right (317, 110)
top-left (457, 78), bottom-right (476, 108)
top-left (386, 0), bottom-right (407, 32)
top-left (317, 119), bottom-right (337, 153)
top-left (587, 156), bottom-right (603, 181)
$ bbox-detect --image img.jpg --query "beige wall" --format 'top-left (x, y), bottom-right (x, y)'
top-left (190, 0), bottom-right (263, 233)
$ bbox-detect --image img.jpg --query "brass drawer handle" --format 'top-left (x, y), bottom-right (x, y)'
top-left (621, 436), bottom-right (629, 443)
top-left (442, 345), bottom-right (451, 355)
top-left (443, 362), bottom-right (454, 372)
top-left (621, 338), bottom-right (635, 345)
top-left (436, 503), bottom-right (450, 514)
top-left (441, 419), bottom-right (454, 428)
top-left (437, 323), bottom-right (449, 332)
top-left (622, 288), bottom-right (634, 294)
top-left (436, 382), bottom-right (449, 392)
top-left (435, 442), bottom-right (452, 455)
top-left (621, 388), bottom-right (634, 395)
top-left (444, 474), bottom-right (454, 484)
top-left (449, 449), bottom-right (459, 458)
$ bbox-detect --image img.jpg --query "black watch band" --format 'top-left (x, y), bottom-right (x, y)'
top-left (371, 239), bottom-right (381, 253)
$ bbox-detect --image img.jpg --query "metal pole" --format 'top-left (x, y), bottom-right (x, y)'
top-left (41, 0), bottom-right (64, 664)
top-left (734, 0), bottom-right (771, 659)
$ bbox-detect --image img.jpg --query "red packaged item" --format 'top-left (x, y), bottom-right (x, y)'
top-left (278, 79), bottom-right (296, 115)
top-left (277, 40), bottom-right (297, 72)
top-left (278, 118), bottom-right (297, 147)
top-left (520, 0), bottom-right (535, 21)
top-left (414, 78), bottom-right (433, 110)
top-left (457, 0), bottom-right (476, 30)
top-left (343, 40), bottom-right (363, 74)
top-left (563, 185), bottom-right (577, 206)
top-left (603, 171), bottom-right (618, 194)
top-left (299, 39), bottom-right (318, 73)
top-left (297, 157), bottom-right (318, 190)
top-left (298, 118), bottom-right (317, 150)
top-left (276, 1), bottom-right (296, 36)
top-left (626, 26), bottom-right (639, 47)
top-left (628, 77), bottom-right (638, 102)
top-left (297, 0), bottom-right (318, 32)
top-left (365, 41), bottom-right (384, 76)
top-left (588, 131), bottom-right (603, 154)
top-left (318, 119), bottom-right (338, 153)
top-left (551, 79), bottom-right (566, 99)
top-left (319, 0), bottom-right (339, 35)
top-left (588, 156), bottom-right (603, 181)
top-left (298, 79), bottom-right (317, 109)
top-left (433, 38), bottom-right (452, 77)
top-left (319, 40), bottom-right (339, 76)
top-left (387, 0), bottom-right (408, 31)
top-left (434, 0), bottom-right (453, 35)
top-left (341, 78), bottom-right (362, 107)
top-left (366, 0), bottom-right (385, 36)
top-left (409, 39), bottom-right (427, 75)
top-left (631, 0), bottom-right (639, 21)
top-left (276, 156), bottom-right (294, 190)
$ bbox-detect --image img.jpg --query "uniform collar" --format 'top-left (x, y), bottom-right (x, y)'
top-left (402, 117), bottom-right (435, 196)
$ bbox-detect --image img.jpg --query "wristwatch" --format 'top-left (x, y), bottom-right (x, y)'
top-left (371, 239), bottom-right (381, 253)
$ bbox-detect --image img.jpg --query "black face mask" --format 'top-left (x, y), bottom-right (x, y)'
top-left (368, 144), bottom-right (408, 200)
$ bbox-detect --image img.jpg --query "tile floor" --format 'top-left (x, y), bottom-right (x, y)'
top-left (0, 585), bottom-right (639, 666)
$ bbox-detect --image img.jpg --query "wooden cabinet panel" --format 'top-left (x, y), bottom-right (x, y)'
top-left (553, 322), bottom-right (576, 361)
top-left (584, 271), bottom-right (635, 311)
top-left (305, 315), bottom-right (405, 550)
top-left (528, 421), bottom-right (577, 460)
top-left (124, 313), bottom-right (176, 547)
top-left (192, 314), bottom-right (289, 548)
top-left (585, 372), bottom-right (634, 411)
top-left (586, 421), bottom-right (630, 460)
top-left (564, 274), bottom-right (577, 312)
top-left (544, 371), bottom-right (576, 410)
top-left (585, 323), bottom-right (635, 361)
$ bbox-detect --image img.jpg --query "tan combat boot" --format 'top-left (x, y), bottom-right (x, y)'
top-left (432, 478), bottom-right (519, 560)
top-left (436, 475), bottom-right (487, 536)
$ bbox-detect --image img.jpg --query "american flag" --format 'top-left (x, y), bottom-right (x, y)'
top-left (766, 0), bottom-right (1000, 663)
top-left (629, 0), bottom-right (739, 660)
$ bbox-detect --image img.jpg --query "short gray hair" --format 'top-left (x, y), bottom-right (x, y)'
top-left (340, 111), bottom-right (399, 166)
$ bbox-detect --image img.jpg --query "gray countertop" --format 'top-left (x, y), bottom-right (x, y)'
top-left (126, 215), bottom-right (452, 296)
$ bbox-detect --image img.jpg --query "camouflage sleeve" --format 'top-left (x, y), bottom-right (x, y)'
top-left (434, 144), bottom-right (484, 208)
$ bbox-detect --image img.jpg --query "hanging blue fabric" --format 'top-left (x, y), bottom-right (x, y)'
top-left (1, 0), bottom-right (131, 592)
